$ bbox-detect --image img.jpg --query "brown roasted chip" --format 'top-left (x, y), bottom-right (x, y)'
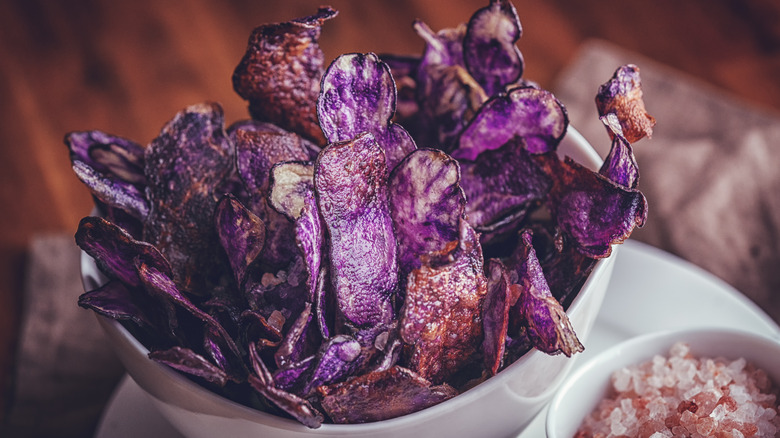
top-left (318, 365), bottom-right (457, 423)
top-left (232, 8), bottom-right (337, 144)
top-left (399, 221), bottom-right (488, 384)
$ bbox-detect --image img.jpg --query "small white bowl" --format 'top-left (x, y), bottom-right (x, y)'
top-left (82, 127), bottom-right (616, 438)
top-left (546, 328), bottom-right (780, 438)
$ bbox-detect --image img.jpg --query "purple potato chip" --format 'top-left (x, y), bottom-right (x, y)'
top-left (234, 129), bottom-right (311, 268)
top-left (399, 221), bottom-right (488, 384)
top-left (203, 325), bottom-right (249, 383)
top-left (599, 113), bottom-right (639, 188)
top-left (248, 343), bottom-right (324, 429)
top-left (232, 7), bottom-right (337, 144)
top-left (510, 231), bottom-right (583, 356)
top-left (227, 119), bottom-right (321, 158)
top-left (268, 161), bottom-right (315, 221)
top-left (143, 102), bottom-right (234, 295)
top-left (413, 20), bottom-right (467, 98)
top-left (595, 64), bottom-right (655, 144)
top-left (215, 195), bottom-right (266, 288)
top-left (294, 191), bottom-right (324, 303)
top-left (72, 159), bottom-right (150, 220)
top-left (235, 129), bottom-right (315, 205)
top-left (313, 267), bottom-right (331, 339)
top-left (314, 133), bottom-right (398, 329)
top-left (453, 87), bottom-right (568, 160)
top-left (77, 280), bottom-right (155, 329)
top-left (273, 355), bottom-right (315, 393)
top-left (149, 346), bottom-right (229, 387)
top-left (419, 65), bottom-right (488, 150)
top-left (75, 216), bottom-right (172, 288)
top-left (318, 365), bottom-right (458, 424)
top-left (65, 130), bottom-right (146, 185)
top-left (388, 148), bottom-right (466, 272)
top-left (136, 260), bottom-right (243, 363)
top-left (536, 154), bottom-right (647, 258)
top-left (275, 303), bottom-right (315, 369)
top-left (459, 138), bottom-right (551, 233)
top-left (463, 0), bottom-right (524, 96)
top-left (301, 334), bottom-right (369, 396)
top-left (317, 53), bottom-right (416, 170)
top-left (481, 259), bottom-right (518, 375)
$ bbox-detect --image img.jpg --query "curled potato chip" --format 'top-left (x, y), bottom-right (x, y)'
top-left (268, 161), bottom-right (315, 220)
top-left (294, 192), bottom-right (324, 305)
top-left (248, 343), bottom-right (324, 428)
top-left (399, 221), bottom-right (488, 384)
top-left (463, 0), bottom-right (524, 96)
top-left (314, 133), bottom-right (398, 329)
top-left (596, 64), bottom-right (655, 143)
top-left (481, 259), bottom-right (518, 375)
top-left (599, 113), bottom-right (640, 189)
top-left (459, 138), bottom-right (551, 234)
top-left (318, 53), bottom-right (416, 169)
top-left (77, 280), bottom-right (156, 330)
top-left (454, 87), bottom-right (568, 160)
top-left (318, 365), bottom-right (457, 423)
top-left (66, 130), bottom-right (149, 219)
top-left (76, 216), bottom-right (172, 288)
top-left (388, 148), bottom-right (466, 272)
top-left (235, 129), bottom-right (312, 267)
top-left (302, 335), bottom-right (368, 396)
top-left (65, 130), bottom-right (146, 185)
top-left (143, 102), bottom-right (234, 295)
top-left (72, 160), bottom-right (150, 220)
top-left (214, 195), bottom-right (265, 288)
top-left (414, 20), bottom-right (466, 97)
top-left (232, 8), bottom-right (337, 144)
top-left (150, 346), bottom-right (229, 387)
top-left (537, 154), bottom-right (647, 258)
top-left (511, 231), bottom-right (583, 356)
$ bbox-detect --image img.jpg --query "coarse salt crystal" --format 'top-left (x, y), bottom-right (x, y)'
top-left (575, 342), bottom-right (780, 438)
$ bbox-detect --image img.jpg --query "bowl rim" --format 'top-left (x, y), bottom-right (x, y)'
top-left (545, 326), bottom-right (780, 437)
top-left (82, 125), bottom-right (614, 432)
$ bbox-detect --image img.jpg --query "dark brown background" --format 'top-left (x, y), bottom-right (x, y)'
top-left (1, 0), bottom-right (779, 425)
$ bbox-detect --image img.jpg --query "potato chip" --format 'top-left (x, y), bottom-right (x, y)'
top-left (463, 0), bottom-right (524, 96)
top-left (399, 221), bottom-right (488, 384)
top-left (388, 148), bottom-right (466, 272)
top-left (459, 138), bottom-right (550, 236)
top-left (149, 346), bottom-right (229, 386)
top-left (317, 53), bottom-right (416, 169)
top-left (454, 87), bottom-right (568, 160)
top-left (510, 231), bottom-right (583, 356)
top-left (143, 102), bottom-right (234, 295)
top-left (596, 64), bottom-right (655, 143)
top-left (232, 7), bottom-right (337, 144)
top-left (314, 133), bottom-right (398, 329)
top-left (213, 198), bottom-right (262, 294)
top-left (318, 365), bottom-right (457, 423)
top-left (268, 161), bottom-right (315, 220)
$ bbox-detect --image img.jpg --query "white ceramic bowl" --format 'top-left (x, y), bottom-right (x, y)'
top-left (81, 127), bottom-right (617, 438)
top-left (546, 328), bottom-right (780, 437)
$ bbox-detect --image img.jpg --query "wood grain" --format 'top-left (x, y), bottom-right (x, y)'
top-left (1, 0), bottom-right (778, 422)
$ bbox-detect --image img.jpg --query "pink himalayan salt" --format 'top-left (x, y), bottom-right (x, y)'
top-left (575, 342), bottom-right (780, 438)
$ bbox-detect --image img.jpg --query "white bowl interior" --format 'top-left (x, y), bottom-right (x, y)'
top-left (546, 328), bottom-right (780, 438)
top-left (82, 126), bottom-right (617, 438)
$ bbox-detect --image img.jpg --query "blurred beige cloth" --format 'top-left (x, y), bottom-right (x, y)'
top-left (4, 38), bottom-right (780, 438)
top-left (553, 39), bottom-right (780, 324)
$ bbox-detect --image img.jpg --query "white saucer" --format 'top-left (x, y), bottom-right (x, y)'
top-left (94, 240), bottom-right (780, 438)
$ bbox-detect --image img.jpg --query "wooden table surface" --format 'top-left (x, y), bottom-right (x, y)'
top-left (1, 0), bottom-right (779, 423)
